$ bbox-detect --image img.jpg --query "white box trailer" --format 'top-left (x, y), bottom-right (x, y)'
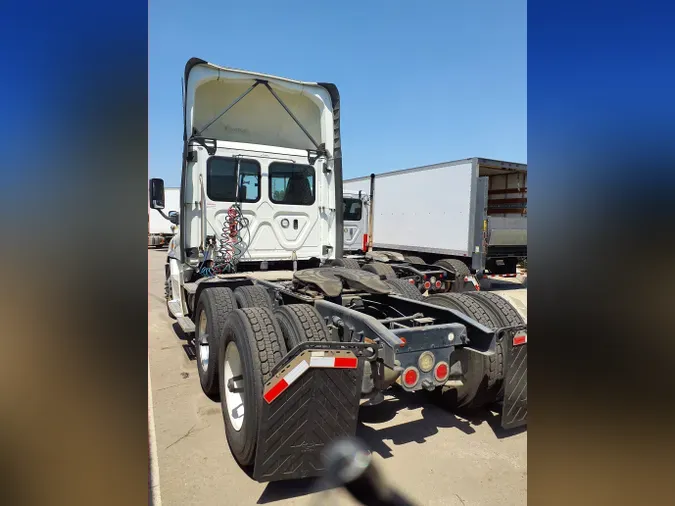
top-left (148, 186), bottom-right (180, 247)
top-left (343, 158), bottom-right (527, 276)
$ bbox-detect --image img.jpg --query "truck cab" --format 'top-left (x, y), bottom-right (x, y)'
top-left (175, 58), bottom-right (343, 275)
top-left (342, 191), bottom-right (368, 253)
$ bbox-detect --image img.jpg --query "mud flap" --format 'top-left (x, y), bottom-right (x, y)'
top-left (501, 329), bottom-right (528, 430)
top-left (252, 342), bottom-right (372, 482)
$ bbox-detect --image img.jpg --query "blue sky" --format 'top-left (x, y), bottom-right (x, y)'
top-left (150, 0), bottom-right (526, 186)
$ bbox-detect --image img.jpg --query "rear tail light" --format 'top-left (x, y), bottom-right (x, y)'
top-left (402, 367), bottom-right (419, 388)
top-left (435, 280), bottom-right (442, 289)
top-left (430, 276), bottom-right (437, 284)
top-left (434, 362), bottom-right (450, 382)
top-left (423, 281), bottom-right (431, 290)
top-left (362, 234), bottom-right (368, 252)
top-left (408, 278), bottom-right (416, 285)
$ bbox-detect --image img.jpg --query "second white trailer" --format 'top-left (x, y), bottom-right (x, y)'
top-left (343, 158), bottom-right (527, 277)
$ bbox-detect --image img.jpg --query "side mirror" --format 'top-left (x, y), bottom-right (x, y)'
top-left (167, 210), bottom-right (179, 225)
top-left (149, 178), bottom-right (165, 209)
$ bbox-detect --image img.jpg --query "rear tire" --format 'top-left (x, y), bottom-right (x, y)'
top-left (234, 285), bottom-right (274, 310)
top-left (274, 304), bottom-right (330, 350)
top-left (385, 278), bottom-right (424, 301)
top-left (332, 257), bottom-right (361, 270)
top-left (404, 255), bottom-right (424, 264)
top-left (464, 292), bottom-right (525, 402)
top-left (195, 287), bottom-right (238, 399)
top-left (361, 261), bottom-right (397, 280)
top-left (434, 258), bottom-right (470, 291)
top-left (219, 307), bottom-right (287, 467)
top-left (426, 293), bottom-right (501, 410)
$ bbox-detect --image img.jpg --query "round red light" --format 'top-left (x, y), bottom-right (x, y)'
top-left (408, 278), bottom-right (415, 285)
top-left (435, 281), bottom-right (442, 288)
top-left (424, 281), bottom-right (431, 289)
top-left (434, 363), bottom-right (449, 381)
top-left (404, 369), bottom-right (418, 386)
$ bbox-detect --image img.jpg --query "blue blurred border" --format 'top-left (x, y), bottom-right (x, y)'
top-left (529, 2), bottom-right (674, 504)
top-left (0, 3), bottom-right (149, 505)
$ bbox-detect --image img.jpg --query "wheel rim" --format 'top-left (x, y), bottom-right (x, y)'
top-left (198, 311), bottom-right (209, 371)
top-left (224, 341), bottom-right (245, 431)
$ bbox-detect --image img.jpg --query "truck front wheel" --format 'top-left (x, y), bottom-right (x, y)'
top-left (219, 308), bottom-right (287, 467)
top-left (164, 265), bottom-right (176, 320)
top-left (194, 287), bottom-right (237, 399)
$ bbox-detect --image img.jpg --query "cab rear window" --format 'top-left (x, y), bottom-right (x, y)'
top-left (269, 163), bottom-right (315, 205)
top-left (207, 157), bottom-right (260, 202)
top-left (343, 198), bottom-right (362, 221)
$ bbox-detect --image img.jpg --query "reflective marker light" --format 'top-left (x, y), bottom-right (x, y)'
top-left (513, 333), bottom-right (527, 346)
top-left (418, 351), bottom-right (435, 373)
top-left (434, 362), bottom-right (450, 382)
top-left (402, 367), bottom-right (419, 387)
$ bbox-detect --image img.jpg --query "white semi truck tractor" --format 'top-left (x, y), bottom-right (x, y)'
top-left (149, 58), bottom-right (528, 482)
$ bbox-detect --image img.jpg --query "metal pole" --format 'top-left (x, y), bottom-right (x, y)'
top-left (367, 173), bottom-right (375, 252)
top-left (261, 82), bottom-right (321, 150)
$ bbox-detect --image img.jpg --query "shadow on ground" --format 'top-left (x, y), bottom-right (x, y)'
top-left (257, 477), bottom-right (338, 504)
top-left (170, 323), bottom-right (196, 360)
top-left (487, 280), bottom-right (527, 291)
top-left (171, 322), bottom-right (191, 341)
top-left (357, 389), bottom-right (526, 459)
top-left (255, 390), bottom-right (526, 503)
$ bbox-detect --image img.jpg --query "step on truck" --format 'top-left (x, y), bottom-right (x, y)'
top-left (149, 58), bottom-right (527, 483)
top-left (342, 159), bottom-right (527, 291)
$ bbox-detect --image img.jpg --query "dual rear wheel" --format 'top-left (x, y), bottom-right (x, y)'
top-left (194, 285), bottom-right (330, 467)
top-left (425, 291), bottom-right (524, 411)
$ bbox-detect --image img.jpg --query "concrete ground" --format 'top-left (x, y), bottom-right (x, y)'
top-left (148, 249), bottom-right (527, 506)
